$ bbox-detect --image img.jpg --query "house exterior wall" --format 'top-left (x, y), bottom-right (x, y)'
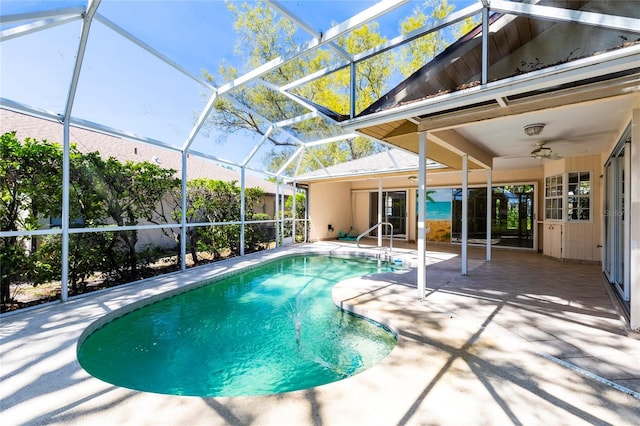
top-left (353, 191), bottom-right (370, 237)
top-left (306, 154), bottom-right (609, 264)
top-left (564, 155), bottom-right (603, 262)
top-left (307, 168), bottom-right (545, 246)
top-left (541, 154), bottom-right (603, 262)
top-left (308, 181), bottom-right (353, 240)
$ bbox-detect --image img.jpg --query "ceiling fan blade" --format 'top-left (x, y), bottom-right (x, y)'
top-left (530, 145), bottom-right (551, 156)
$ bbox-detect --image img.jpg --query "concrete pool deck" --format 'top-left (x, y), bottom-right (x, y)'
top-left (1, 242), bottom-right (639, 425)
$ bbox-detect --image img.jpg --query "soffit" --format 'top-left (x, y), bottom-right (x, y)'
top-left (356, 65), bottom-right (639, 172)
top-left (359, 122), bottom-right (486, 171)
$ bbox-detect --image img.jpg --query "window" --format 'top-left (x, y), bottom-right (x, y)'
top-left (544, 174), bottom-right (563, 220)
top-left (545, 172), bottom-right (591, 222)
top-left (567, 172), bottom-right (591, 221)
top-left (369, 191), bottom-right (407, 237)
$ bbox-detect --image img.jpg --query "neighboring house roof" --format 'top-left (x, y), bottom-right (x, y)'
top-left (1, 108), bottom-right (286, 195)
top-left (295, 148), bottom-right (444, 182)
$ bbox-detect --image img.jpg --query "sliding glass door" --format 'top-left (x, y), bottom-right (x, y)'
top-left (369, 191), bottom-right (407, 238)
top-left (451, 185), bottom-right (535, 249)
top-left (604, 142), bottom-right (629, 302)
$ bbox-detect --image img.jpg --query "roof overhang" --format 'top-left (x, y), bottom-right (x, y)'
top-left (292, 166), bottom-right (419, 184)
top-left (346, 44), bottom-right (640, 171)
top-left (357, 121), bottom-right (491, 170)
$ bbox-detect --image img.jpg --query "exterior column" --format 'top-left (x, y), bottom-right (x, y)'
top-left (462, 154), bottom-right (469, 276)
top-left (486, 168), bottom-right (492, 262)
top-left (481, 4), bottom-right (489, 85)
top-left (61, 120), bottom-right (71, 301)
top-left (180, 151), bottom-right (188, 271)
top-left (292, 180), bottom-right (297, 243)
top-left (630, 109), bottom-right (640, 331)
top-left (417, 131), bottom-right (427, 299)
top-left (378, 179), bottom-right (383, 248)
top-left (240, 167), bottom-right (246, 256)
top-left (60, 1), bottom-right (98, 301)
top-left (275, 178), bottom-right (280, 247)
top-left (281, 181), bottom-right (286, 243)
top-left (350, 62), bottom-right (356, 119)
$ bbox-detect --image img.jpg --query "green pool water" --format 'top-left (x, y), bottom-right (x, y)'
top-left (77, 255), bottom-right (399, 397)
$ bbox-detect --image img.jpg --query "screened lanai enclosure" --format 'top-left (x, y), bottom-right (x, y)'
top-left (1, 1), bottom-right (639, 311)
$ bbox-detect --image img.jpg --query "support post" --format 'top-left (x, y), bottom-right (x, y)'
top-left (486, 168), bottom-right (492, 262)
top-left (292, 180), bottom-right (297, 243)
top-left (59, 0), bottom-right (101, 301)
top-left (275, 178), bottom-right (280, 247)
top-left (281, 179), bottom-right (286, 244)
top-left (305, 186), bottom-right (309, 243)
top-left (350, 62), bottom-right (356, 119)
top-left (180, 151), bottom-right (188, 271)
top-left (61, 121), bottom-right (70, 301)
top-left (240, 167), bottom-right (246, 257)
top-left (462, 155), bottom-right (469, 276)
top-left (378, 179), bottom-right (383, 248)
top-left (481, 4), bottom-right (489, 85)
top-left (417, 132), bottom-right (427, 299)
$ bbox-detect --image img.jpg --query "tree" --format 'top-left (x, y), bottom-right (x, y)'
top-left (203, 1), bottom-right (303, 147)
top-left (204, 1), bottom-right (391, 174)
top-left (399, 0), bottom-right (480, 77)
top-left (241, 186), bottom-right (268, 252)
top-left (190, 179), bottom-right (242, 260)
top-left (0, 132), bottom-right (63, 303)
top-left (34, 150), bottom-right (117, 294)
top-left (87, 156), bottom-right (180, 278)
top-left (171, 179), bottom-right (266, 263)
top-left (284, 191), bottom-right (307, 242)
top-left (65, 151), bottom-right (115, 291)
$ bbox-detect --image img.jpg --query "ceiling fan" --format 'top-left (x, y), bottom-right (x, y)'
top-left (529, 141), bottom-right (560, 160)
top-left (501, 141), bottom-right (562, 161)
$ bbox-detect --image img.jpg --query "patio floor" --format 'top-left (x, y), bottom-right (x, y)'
top-left (1, 242), bottom-right (639, 425)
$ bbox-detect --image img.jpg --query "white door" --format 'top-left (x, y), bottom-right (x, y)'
top-left (544, 223), bottom-right (562, 259)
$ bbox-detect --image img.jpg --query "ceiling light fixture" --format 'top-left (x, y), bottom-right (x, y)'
top-left (523, 123), bottom-right (545, 137)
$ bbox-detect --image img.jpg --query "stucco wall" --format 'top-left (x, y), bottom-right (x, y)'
top-left (308, 167), bottom-right (545, 246)
top-left (352, 191), bottom-right (370, 237)
top-left (308, 181), bottom-right (353, 241)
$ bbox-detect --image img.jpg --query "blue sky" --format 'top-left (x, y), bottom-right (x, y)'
top-left (1, 0), bottom-right (478, 169)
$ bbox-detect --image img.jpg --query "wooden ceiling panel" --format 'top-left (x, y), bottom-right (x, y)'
top-left (450, 56), bottom-right (473, 85)
top-left (385, 120), bottom-right (418, 138)
top-left (505, 20), bottom-right (522, 52)
top-left (515, 18), bottom-right (532, 45)
top-left (491, 29), bottom-right (509, 60)
top-left (358, 119), bottom-right (413, 140)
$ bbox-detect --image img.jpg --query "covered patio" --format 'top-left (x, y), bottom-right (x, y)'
top-left (1, 242), bottom-right (638, 425)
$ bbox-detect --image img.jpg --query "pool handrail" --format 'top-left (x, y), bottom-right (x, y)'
top-left (356, 222), bottom-right (393, 258)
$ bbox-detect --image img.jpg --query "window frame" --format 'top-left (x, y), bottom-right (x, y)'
top-left (544, 174), bottom-right (563, 221)
top-left (544, 171), bottom-right (592, 223)
top-left (566, 171), bottom-right (592, 222)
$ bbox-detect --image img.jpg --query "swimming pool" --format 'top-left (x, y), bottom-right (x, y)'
top-left (77, 255), bottom-right (400, 397)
